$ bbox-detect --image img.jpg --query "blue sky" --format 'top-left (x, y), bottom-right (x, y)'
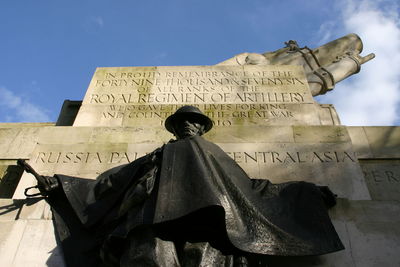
top-left (0, 0), bottom-right (399, 125)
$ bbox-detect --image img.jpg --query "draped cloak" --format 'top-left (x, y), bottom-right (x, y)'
top-left (48, 136), bottom-right (344, 266)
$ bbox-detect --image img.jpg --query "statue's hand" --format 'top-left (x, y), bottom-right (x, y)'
top-left (318, 186), bottom-right (337, 208)
top-left (18, 158), bottom-right (60, 197)
top-left (37, 176), bottom-right (59, 195)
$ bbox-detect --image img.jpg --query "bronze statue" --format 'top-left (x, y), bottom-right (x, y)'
top-left (20, 106), bottom-right (343, 267)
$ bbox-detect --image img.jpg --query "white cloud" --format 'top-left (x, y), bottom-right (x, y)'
top-left (0, 87), bottom-right (51, 122)
top-left (317, 0), bottom-right (400, 126)
top-left (316, 21), bottom-right (336, 45)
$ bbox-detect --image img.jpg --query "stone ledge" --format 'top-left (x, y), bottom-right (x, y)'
top-left (348, 126), bottom-right (400, 159)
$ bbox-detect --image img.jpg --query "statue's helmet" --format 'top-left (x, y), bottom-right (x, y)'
top-left (165, 105), bottom-right (213, 134)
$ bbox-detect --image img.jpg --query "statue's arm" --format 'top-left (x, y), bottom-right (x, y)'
top-left (17, 159), bottom-right (60, 196)
top-left (252, 178), bottom-right (337, 208)
top-left (316, 185), bottom-right (337, 208)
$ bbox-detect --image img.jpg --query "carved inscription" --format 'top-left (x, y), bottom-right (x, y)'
top-left (95, 69), bottom-right (305, 92)
top-left (225, 150), bottom-right (356, 164)
top-left (86, 66), bottom-right (311, 106)
top-left (90, 92), bottom-right (305, 104)
top-left (363, 169), bottom-right (400, 183)
top-left (360, 161), bottom-right (400, 201)
top-left (34, 150), bottom-right (356, 165)
top-left (98, 103), bottom-right (307, 126)
top-left (73, 66), bottom-right (317, 126)
top-left (34, 151), bottom-right (143, 164)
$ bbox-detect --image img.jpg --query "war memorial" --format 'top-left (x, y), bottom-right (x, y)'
top-left (0, 34), bottom-right (399, 266)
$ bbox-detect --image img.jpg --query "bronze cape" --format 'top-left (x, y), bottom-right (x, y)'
top-left (48, 136), bottom-right (343, 266)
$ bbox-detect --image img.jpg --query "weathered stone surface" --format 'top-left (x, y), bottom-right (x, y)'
top-left (19, 198), bottom-right (51, 220)
top-left (318, 104), bottom-right (341, 125)
top-left (348, 126), bottom-right (400, 160)
top-left (328, 200), bottom-right (400, 267)
top-left (0, 198), bottom-right (51, 221)
top-left (0, 220), bottom-right (27, 266)
top-left (35, 125), bottom-right (297, 146)
top-left (0, 199), bottom-right (24, 221)
top-left (292, 125), bottom-right (350, 143)
top-left (347, 126), bottom-right (373, 158)
top-left (37, 126), bottom-right (94, 144)
top-left (29, 124), bottom-right (356, 145)
top-left (208, 126), bottom-right (295, 143)
top-left (12, 220), bottom-right (65, 267)
top-left (35, 125), bottom-right (353, 145)
top-left (0, 126), bottom-right (51, 159)
top-left (360, 159), bottom-right (400, 201)
top-left (37, 126), bottom-right (171, 145)
top-left (363, 126), bottom-right (400, 158)
top-left (73, 65), bottom-right (330, 127)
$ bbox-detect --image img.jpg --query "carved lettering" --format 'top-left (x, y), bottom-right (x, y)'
top-left (95, 74), bottom-right (305, 90)
top-left (34, 152), bottom-right (143, 164)
top-left (386, 171), bottom-right (399, 182)
top-left (110, 152), bottom-right (132, 164)
top-left (226, 151), bottom-right (357, 164)
top-left (363, 169), bottom-right (400, 183)
top-left (89, 93), bottom-right (305, 106)
top-left (97, 101), bottom-right (307, 125)
top-left (34, 150), bottom-right (358, 165)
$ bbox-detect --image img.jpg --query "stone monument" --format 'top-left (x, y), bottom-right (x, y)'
top-left (0, 34), bottom-right (399, 267)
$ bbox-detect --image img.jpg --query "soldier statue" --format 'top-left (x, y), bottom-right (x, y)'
top-left (20, 106), bottom-right (343, 267)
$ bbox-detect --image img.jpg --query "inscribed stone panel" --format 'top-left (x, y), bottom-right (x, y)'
top-left (218, 142), bottom-right (369, 200)
top-left (360, 159), bottom-right (400, 201)
top-left (75, 103), bottom-right (321, 127)
top-left (14, 141), bottom-right (369, 200)
top-left (73, 65), bottom-right (320, 127)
